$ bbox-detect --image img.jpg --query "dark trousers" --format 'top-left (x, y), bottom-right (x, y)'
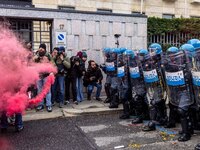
top-left (0, 112), bottom-right (23, 129)
top-left (65, 76), bottom-right (77, 102)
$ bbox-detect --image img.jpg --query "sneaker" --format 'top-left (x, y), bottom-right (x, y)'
top-left (15, 126), bottom-right (24, 132)
top-left (64, 100), bottom-right (70, 105)
top-left (104, 98), bottom-right (111, 103)
top-left (52, 102), bottom-right (55, 106)
top-left (74, 101), bottom-right (78, 105)
top-left (47, 106), bottom-right (52, 112)
top-left (36, 105), bottom-right (44, 111)
top-left (59, 103), bottom-right (63, 108)
top-left (87, 96), bottom-right (91, 101)
top-left (96, 97), bottom-right (102, 101)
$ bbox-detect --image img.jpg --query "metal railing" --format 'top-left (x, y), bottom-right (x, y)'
top-left (148, 32), bottom-right (200, 48)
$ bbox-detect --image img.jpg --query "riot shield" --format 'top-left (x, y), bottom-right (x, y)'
top-left (191, 48), bottom-right (200, 106)
top-left (127, 52), bottom-right (146, 97)
top-left (104, 48), bottom-right (117, 75)
top-left (164, 50), bottom-right (193, 107)
top-left (117, 48), bottom-right (126, 78)
top-left (142, 54), bottom-right (164, 104)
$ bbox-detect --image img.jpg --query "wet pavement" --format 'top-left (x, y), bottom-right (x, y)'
top-left (1, 114), bottom-right (200, 150)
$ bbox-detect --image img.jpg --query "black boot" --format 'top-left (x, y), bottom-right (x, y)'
top-left (164, 122), bottom-right (176, 128)
top-left (132, 117), bottom-right (143, 124)
top-left (142, 121), bottom-right (156, 131)
top-left (178, 118), bottom-right (191, 142)
top-left (119, 101), bottom-right (130, 119)
top-left (87, 93), bottom-right (91, 100)
top-left (109, 89), bottom-right (119, 108)
top-left (104, 98), bottom-right (111, 103)
top-left (195, 143), bottom-right (200, 150)
top-left (104, 83), bottom-right (111, 103)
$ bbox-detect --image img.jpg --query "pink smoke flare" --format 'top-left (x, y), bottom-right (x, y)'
top-left (0, 25), bottom-right (57, 116)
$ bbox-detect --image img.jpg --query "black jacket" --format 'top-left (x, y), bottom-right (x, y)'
top-left (84, 65), bottom-right (103, 85)
top-left (68, 56), bottom-right (83, 78)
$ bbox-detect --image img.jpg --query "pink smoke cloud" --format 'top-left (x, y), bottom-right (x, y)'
top-left (0, 26), bottom-right (57, 116)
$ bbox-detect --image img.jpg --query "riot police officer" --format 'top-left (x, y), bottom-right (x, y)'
top-left (117, 48), bottom-right (132, 119)
top-left (142, 43), bottom-right (167, 131)
top-left (101, 48), bottom-right (112, 103)
top-left (124, 49), bottom-right (149, 123)
top-left (163, 46), bottom-right (194, 141)
top-left (109, 48), bottom-right (121, 108)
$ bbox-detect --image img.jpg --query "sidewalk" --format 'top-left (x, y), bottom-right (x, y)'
top-left (23, 97), bottom-right (123, 122)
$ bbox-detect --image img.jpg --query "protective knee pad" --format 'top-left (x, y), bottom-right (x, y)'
top-left (149, 105), bottom-right (157, 120)
top-left (105, 83), bottom-right (111, 88)
top-left (178, 108), bottom-right (188, 118)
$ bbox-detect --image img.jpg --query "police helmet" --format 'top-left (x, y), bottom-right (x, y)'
top-left (192, 41), bottom-right (200, 50)
top-left (187, 39), bottom-right (200, 45)
top-left (167, 46), bottom-right (179, 54)
top-left (149, 43), bottom-right (162, 55)
top-left (124, 49), bottom-right (135, 58)
top-left (103, 47), bottom-right (110, 54)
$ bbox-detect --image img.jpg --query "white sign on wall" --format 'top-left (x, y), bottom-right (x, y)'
top-left (56, 31), bottom-right (66, 46)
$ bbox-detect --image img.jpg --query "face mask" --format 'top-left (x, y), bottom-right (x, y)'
top-left (39, 51), bottom-right (46, 57)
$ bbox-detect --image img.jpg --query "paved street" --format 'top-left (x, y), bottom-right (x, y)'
top-left (1, 113), bottom-right (200, 150)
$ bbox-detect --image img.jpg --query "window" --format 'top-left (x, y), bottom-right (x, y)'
top-left (97, 9), bottom-right (112, 13)
top-left (58, 6), bottom-right (75, 11)
top-left (191, 16), bottom-right (200, 18)
top-left (132, 11), bottom-right (145, 15)
top-left (0, 0), bottom-right (33, 8)
top-left (162, 14), bottom-right (175, 19)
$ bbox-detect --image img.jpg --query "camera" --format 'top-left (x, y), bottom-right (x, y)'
top-left (114, 34), bottom-right (121, 38)
top-left (57, 50), bottom-right (63, 56)
top-left (72, 56), bottom-right (80, 62)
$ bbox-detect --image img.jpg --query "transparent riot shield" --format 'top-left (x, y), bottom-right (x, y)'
top-left (191, 49), bottom-right (200, 106)
top-left (127, 52), bottom-right (146, 97)
top-left (117, 49), bottom-right (126, 78)
top-left (141, 54), bottom-right (164, 104)
top-left (164, 50), bottom-right (193, 107)
top-left (104, 48), bottom-right (117, 75)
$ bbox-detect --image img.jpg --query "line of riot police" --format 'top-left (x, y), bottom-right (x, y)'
top-left (102, 39), bottom-right (200, 143)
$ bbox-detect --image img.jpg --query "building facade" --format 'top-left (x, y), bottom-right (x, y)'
top-left (0, 0), bottom-right (148, 64)
top-left (32, 0), bottom-right (200, 18)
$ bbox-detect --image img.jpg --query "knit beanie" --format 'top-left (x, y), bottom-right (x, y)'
top-left (82, 51), bottom-right (87, 58)
top-left (39, 43), bottom-right (46, 50)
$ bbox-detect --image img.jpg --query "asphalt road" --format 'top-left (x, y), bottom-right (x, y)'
top-left (0, 114), bottom-right (200, 150)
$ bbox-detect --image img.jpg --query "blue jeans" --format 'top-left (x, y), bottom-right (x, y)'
top-left (88, 82), bottom-right (102, 98)
top-left (52, 76), bottom-right (65, 104)
top-left (76, 77), bottom-right (84, 102)
top-left (0, 112), bottom-right (23, 129)
top-left (37, 77), bottom-right (52, 107)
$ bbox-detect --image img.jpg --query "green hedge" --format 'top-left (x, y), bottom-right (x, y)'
top-left (148, 17), bottom-right (200, 36)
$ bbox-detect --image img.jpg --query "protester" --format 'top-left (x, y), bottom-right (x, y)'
top-left (84, 60), bottom-right (103, 101)
top-left (65, 55), bottom-right (82, 105)
top-left (33, 43), bottom-right (55, 112)
top-left (1, 112), bottom-right (24, 133)
top-left (76, 51), bottom-right (87, 102)
top-left (51, 47), bottom-right (59, 105)
top-left (52, 46), bottom-right (70, 108)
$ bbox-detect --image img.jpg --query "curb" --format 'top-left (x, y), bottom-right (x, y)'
top-left (63, 107), bottom-right (123, 117)
top-left (23, 105), bottom-right (123, 122)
